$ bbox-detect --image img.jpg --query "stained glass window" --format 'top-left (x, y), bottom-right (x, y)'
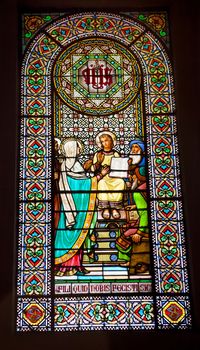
top-left (17, 11), bottom-right (192, 331)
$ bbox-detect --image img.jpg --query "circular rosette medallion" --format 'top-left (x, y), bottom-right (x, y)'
top-left (53, 38), bottom-right (141, 116)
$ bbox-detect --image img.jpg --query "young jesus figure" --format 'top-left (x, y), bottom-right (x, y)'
top-left (91, 131), bottom-right (125, 220)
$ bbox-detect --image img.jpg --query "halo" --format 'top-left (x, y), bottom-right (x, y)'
top-left (54, 138), bottom-right (62, 154)
top-left (60, 137), bottom-right (84, 156)
top-left (95, 131), bottom-right (117, 148)
top-left (54, 137), bottom-right (61, 147)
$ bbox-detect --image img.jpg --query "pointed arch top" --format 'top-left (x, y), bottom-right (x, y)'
top-left (22, 12), bottom-right (174, 117)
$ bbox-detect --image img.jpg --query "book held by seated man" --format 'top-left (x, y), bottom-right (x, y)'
top-left (109, 157), bottom-right (129, 178)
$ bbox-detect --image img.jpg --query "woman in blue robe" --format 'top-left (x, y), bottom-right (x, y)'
top-left (54, 138), bottom-right (108, 276)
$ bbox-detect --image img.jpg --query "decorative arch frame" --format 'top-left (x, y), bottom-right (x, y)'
top-left (17, 12), bottom-right (191, 331)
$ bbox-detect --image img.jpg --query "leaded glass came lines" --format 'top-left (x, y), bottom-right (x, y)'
top-left (17, 11), bottom-right (192, 331)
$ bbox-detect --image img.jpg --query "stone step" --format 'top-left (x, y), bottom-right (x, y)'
top-left (94, 241), bottom-right (117, 249)
top-left (83, 253), bottom-right (125, 265)
top-left (94, 250), bottom-right (119, 263)
top-left (95, 230), bottom-right (119, 240)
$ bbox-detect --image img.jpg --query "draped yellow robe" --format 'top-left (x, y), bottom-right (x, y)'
top-left (92, 151), bottom-right (125, 204)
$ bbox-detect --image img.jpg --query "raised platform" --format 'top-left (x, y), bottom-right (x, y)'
top-left (84, 210), bottom-right (127, 265)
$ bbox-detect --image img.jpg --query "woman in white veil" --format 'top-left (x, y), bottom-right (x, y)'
top-left (54, 138), bottom-right (109, 276)
top-left (58, 138), bottom-right (87, 227)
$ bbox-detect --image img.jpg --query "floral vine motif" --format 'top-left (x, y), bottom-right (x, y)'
top-left (137, 13), bottom-right (167, 41)
top-left (23, 15), bottom-right (56, 50)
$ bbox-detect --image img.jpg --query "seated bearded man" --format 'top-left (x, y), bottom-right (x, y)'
top-left (84, 131), bottom-right (125, 220)
top-left (117, 139), bottom-right (150, 274)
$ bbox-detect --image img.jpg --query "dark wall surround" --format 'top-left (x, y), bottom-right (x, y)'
top-left (0, 0), bottom-right (199, 348)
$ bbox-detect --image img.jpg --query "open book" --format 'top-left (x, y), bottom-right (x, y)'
top-left (109, 157), bottom-right (129, 178)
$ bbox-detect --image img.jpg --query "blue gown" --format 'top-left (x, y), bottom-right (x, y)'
top-left (55, 175), bottom-right (97, 265)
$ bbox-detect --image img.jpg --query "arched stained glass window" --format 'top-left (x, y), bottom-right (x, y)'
top-left (17, 11), bottom-right (192, 331)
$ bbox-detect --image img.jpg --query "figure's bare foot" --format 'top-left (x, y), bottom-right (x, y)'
top-left (135, 263), bottom-right (149, 274)
top-left (79, 267), bottom-right (90, 274)
top-left (112, 209), bottom-right (120, 219)
top-left (120, 261), bottom-right (130, 267)
top-left (102, 209), bottom-right (110, 219)
top-left (55, 270), bottom-right (65, 277)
